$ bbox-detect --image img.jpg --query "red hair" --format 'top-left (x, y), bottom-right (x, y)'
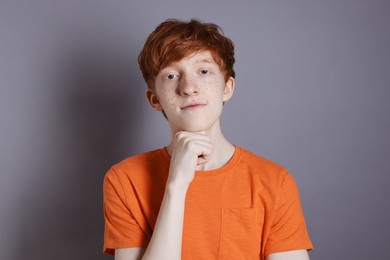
top-left (138, 18), bottom-right (235, 89)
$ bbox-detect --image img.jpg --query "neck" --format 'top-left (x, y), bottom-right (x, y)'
top-left (166, 121), bottom-right (235, 171)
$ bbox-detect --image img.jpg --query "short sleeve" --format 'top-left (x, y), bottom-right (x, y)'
top-left (103, 167), bottom-right (148, 255)
top-left (264, 169), bottom-right (313, 255)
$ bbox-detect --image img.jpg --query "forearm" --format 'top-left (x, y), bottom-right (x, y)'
top-left (140, 131), bottom-right (211, 260)
top-left (141, 182), bottom-right (188, 260)
top-left (266, 250), bottom-right (310, 260)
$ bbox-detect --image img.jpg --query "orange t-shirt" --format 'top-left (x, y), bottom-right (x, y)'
top-left (103, 146), bottom-right (313, 259)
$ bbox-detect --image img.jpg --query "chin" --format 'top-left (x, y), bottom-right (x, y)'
top-left (178, 121), bottom-right (215, 132)
top-left (170, 116), bottom-right (219, 133)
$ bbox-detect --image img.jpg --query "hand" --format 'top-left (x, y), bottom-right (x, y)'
top-left (167, 131), bottom-right (213, 187)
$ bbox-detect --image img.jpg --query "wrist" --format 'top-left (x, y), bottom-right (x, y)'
top-left (165, 180), bottom-right (189, 196)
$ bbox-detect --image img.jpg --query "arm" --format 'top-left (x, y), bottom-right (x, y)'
top-left (264, 172), bottom-right (313, 257)
top-left (266, 250), bottom-right (310, 260)
top-left (115, 248), bottom-right (145, 260)
top-left (115, 131), bottom-right (212, 260)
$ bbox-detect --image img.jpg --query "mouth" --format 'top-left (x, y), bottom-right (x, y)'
top-left (180, 102), bottom-right (207, 110)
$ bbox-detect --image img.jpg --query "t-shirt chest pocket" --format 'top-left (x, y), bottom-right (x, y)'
top-left (218, 207), bottom-right (263, 260)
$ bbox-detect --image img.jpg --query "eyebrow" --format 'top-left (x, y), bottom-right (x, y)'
top-left (161, 57), bottom-right (216, 72)
top-left (196, 58), bottom-right (215, 64)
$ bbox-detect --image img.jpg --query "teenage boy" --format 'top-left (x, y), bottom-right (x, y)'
top-left (103, 19), bottom-right (313, 260)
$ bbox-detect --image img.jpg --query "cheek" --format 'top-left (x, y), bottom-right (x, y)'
top-left (205, 80), bottom-right (213, 89)
top-left (160, 89), bottom-right (177, 105)
top-left (204, 78), bottom-right (224, 96)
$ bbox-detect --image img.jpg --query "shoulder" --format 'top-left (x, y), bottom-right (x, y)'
top-left (112, 149), bottom-right (164, 170)
top-left (239, 148), bottom-right (281, 169)
top-left (235, 147), bottom-right (293, 187)
top-left (105, 148), bottom-right (169, 182)
top-left (238, 147), bottom-right (288, 175)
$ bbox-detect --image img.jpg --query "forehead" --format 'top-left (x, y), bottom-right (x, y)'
top-left (185, 50), bottom-right (215, 62)
top-left (164, 50), bottom-right (217, 68)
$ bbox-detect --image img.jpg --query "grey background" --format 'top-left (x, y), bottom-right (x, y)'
top-left (1, 0), bottom-right (389, 259)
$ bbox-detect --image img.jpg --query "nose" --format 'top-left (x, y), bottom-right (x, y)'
top-left (178, 75), bottom-right (199, 96)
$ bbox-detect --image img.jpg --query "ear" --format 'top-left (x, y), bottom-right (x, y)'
top-left (222, 77), bottom-right (235, 102)
top-left (146, 89), bottom-right (162, 111)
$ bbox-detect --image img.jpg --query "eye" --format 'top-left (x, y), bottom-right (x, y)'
top-left (166, 74), bottom-right (179, 80)
top-left (200, 69), bottom-right (209, 75)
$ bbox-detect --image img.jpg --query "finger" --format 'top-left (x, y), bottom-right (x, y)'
top-left (192, 140), bottom-right (213, 149)
top-left (180, 130), bottom-right (207, 135)
top-left (195, 146), bottom-right (213, 164)
top-left (175, 131), bottom-right (210, 141)
top-left (197, 156), bottom-right (208, 165)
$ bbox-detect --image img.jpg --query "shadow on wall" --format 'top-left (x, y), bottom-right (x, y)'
top-left (16, 43), bottom-right (144, 259)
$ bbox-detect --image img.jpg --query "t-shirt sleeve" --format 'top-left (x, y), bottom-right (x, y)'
top-left (103, 167), bottom-right (148, 255)
top-left (264, 168), bottom-right (313, 255)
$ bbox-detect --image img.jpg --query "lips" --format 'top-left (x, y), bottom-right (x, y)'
top-left (180, 102), bottom-right (207, 109)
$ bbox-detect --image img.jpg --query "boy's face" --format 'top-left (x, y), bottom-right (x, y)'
top-left (147, 50), bottom-right (234, 133)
